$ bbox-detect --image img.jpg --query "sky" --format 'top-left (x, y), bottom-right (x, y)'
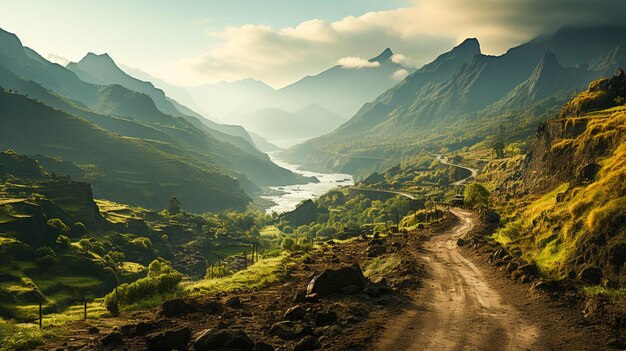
top-left (1, 0), bottom-right (625, 88)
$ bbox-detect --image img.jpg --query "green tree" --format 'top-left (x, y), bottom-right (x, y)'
top-left (47, 218), bottom-right (69, 236)
top-left (168, 196), bottom-right (181, 215)
top-left (55, 235), bottom-right (71, 251)
top-left (464, 182), bottom-right (490, 208)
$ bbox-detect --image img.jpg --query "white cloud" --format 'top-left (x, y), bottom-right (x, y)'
top-left (46, 53), bottom-right (70, 66)
top-left (169, 0), bottom-right (626, 88)
top-left (391, 54), bottom-right (409, 65)
top-left (337, 56), bottom-right (381, 69)
top-left (391, 68), bottom-right (409, 81)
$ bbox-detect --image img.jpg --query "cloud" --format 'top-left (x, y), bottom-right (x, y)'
top-left (171, 0), bottom-right (626, 87)
top-left (391, 68), bottom-right (409, 81)
top-left (337, 56), bottom-right (381, 69)
top-left (46, 53), bottom-right (70, 66)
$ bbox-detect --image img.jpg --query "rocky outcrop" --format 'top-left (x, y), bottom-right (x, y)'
top-left (307, 264), bottom-right (367, 296)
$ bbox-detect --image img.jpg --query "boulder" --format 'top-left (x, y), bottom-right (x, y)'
top-left (269, 321), bottom-right (297, 340)
top-left (100, 332), bottom-right (123, 346)
top-left (293, 291), bottom-right (307, 303)
top-left (121, 321), bottom-right (161, 338)
top-left (456, 238), bottom-right (468, 247)
top-left (225, 296), bottom-right (242, 308)
top-left (294, 335), bottom-right (320, 351)
top-left (193, 329), bottom-right (254, 351)
top-left (364, 286), bottom-right (380, 297)
top-left (481, 210), bottom-right (500, 223)
top-left (315, 311), bottom-right (337, 326)
top-left (284, 305), bottom-right (306, 321)
top-left (578, 266), bottom-right (603, 285)
top-left (518, 263), bottom-right (539, 277)
top-left (160, 298), bottom-right (197, 317)
top-left (367, 245), bottom-right (386, 257)
top-left (341, 285), bottom-right (361, 295)
top-left (87, 326), bottom-right (100, 334)
top-left (146, 327), bottom-right (192, 351)
top-left (255, 341), bottom-right (275, 351)
top-left (305, 293), bottom-right (319, 303)
top-left (307, 265), bottom-right (367, 296)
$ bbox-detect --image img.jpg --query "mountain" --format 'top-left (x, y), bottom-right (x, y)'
top-left (233, 104), bottom-right (346, 145)
top-left (283, 26), bottom-right (626, 174)
top-left (185, 79), bottom-right (275, 120)
top-left (0, 27), bottom-right (309, 190)
top-left (258, 48), bottom-right (414, 118)
top-left (0, 90), bottom-right (248, 212)
top-left (488, 51), bottom-right (597, 112)
top-left (487, 70), bottom-right (626, 287)
top-left (67, 52), bottom-right (263, 155)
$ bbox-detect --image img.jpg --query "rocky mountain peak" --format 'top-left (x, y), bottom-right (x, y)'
top-left (369, 48), bottom-right (394, 63)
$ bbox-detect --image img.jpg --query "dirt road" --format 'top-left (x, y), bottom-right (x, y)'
top-left (375, 208), bottom-right (539, 350)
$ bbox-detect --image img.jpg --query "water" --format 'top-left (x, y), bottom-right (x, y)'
top-left (262, 153), bottom-right (354, 214)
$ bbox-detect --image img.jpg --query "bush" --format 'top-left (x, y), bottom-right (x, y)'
top-left (103, 272), bottom-right (183, 313)
top-left (464, 182), bottom-right (490, 208)
top-left (55, 235), bottom-right (71, 251)
top-left (47, 218), bottom-right (69, 236)
top-left (281, 237), bottom-right (295, 251)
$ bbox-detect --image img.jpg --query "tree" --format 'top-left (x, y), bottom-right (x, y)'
top-left (47, 218), bottom-right (69, 236)
top-left (168, 196), bottom-right (181, 215)
top-left (464, 182), bottom-right (490, 208)
top-left (55, 235), bottom-right (71, 251)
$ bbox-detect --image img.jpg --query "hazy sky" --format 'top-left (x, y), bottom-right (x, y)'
top-left (1, 0), bottom-right (625, 88)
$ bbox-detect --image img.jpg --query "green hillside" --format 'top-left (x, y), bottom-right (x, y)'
top-left (0, 90), bottom-right (249, 212)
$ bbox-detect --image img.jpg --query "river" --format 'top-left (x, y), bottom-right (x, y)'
top-left (261, 153), bottom-right (354, 214)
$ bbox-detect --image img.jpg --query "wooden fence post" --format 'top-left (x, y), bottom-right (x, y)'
top-left (39, 299), bottom-right (42, 329)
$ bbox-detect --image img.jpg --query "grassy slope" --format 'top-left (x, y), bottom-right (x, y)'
top-left (0, 90), bottom-right (248, 212)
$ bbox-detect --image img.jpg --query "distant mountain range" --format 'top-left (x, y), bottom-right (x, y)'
top-left (282, 26), bottom-right (626, 174)
top-left (0, 27), bottom-right (312, 212)
top-left (231, 104), bottom-right (346, 146)
top-left (147, 48), bottom-right (413, 144)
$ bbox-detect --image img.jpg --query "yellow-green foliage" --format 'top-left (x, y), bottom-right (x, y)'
top-left (495, 109), bottom-right (626, 278)
top-left (363, 255), bottom-right (401, 281)
top-left (189, 254), bottom-right (293, 294)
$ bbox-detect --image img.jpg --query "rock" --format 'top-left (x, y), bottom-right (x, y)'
top-left (269, 321), bottom-right (297, 340)
top-left (284, 306), bottom-right (306, 320)
top-left (578, 266), bottom-right (603, 285)
top-left (198, 300), bottom-right (223, 314)
top-left (225, 296), bottom-right (242, 308)
top-left (315, 311), bottom-right (338, 326)
top-left (305, 293), bottom-right (319, 303)
top-left (481, 210), bottom-right (500, 223)
top-left (364, 286), bottom-right (380, 297)
top-left (100, 332), bottom-right (123, 346)
top-left (294, 336), bottom-right (320, 351)
top-left (369, 238), bottom-right (384, 246)
top-left (160, 298), bottom-right (197, 317)
top-left (341, 284), bottom-right (361, 295)
top-left (303, 257), bottom-right (315, 264)
top-left (293, 291), bottom-right (307, 303)
top-left (417, 224), bottom-right (425, 230)
top-left (121, 321), bottom-right (161, 338)
top-left (456, 238), bottom-right (467, 247)
top-left (255, 341), bottom-right (275, 351)
top-left (506, 261), bottom-right (519, 273)
top-left (367, 245), bottom-right (387, 257)
top-left (518, 263), bottom-right (539, 277)
top-left (193, 328), bottom-right (254, 351)
top-left (146, 327), bottom-right (192, 351)
top-left (606, 338), bottom-right (625, 349)
top-left (307, 264), bottom-right (367, 296)
top-left (376, 298), bottom-right (389, 306)
top-left (87, 326), bottom-right (99, 334)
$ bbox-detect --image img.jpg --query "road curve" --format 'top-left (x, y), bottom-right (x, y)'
top-left (349, 187), bottom-right (417, 200)
top-left (375, 208), bottom-right (539, 351)
top-left (437, 155), bottom-right (478, 186)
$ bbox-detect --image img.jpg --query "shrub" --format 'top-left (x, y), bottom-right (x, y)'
top-left (464, 182), bottom-right (490, 208)
top-left (47, 218), bottom-right (69, 236)
top-left (55, 235), bottom-right (71, 251)
top-left (103, 272), bottom-right (183, 312)
top-left (281, 237), bottom-right (295, 251)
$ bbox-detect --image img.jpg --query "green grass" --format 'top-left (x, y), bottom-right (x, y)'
top-left (581, 286), bottom-right (626, 302)
top-left (189, 254), bottom-right (293, 294)
top-left (363, 255), bottom-right (401, 280)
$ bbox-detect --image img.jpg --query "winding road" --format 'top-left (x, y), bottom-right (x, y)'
top-left (375, 208), bottom-right (539, 351)
top-left (437, 155), bottom-right (478, 186)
